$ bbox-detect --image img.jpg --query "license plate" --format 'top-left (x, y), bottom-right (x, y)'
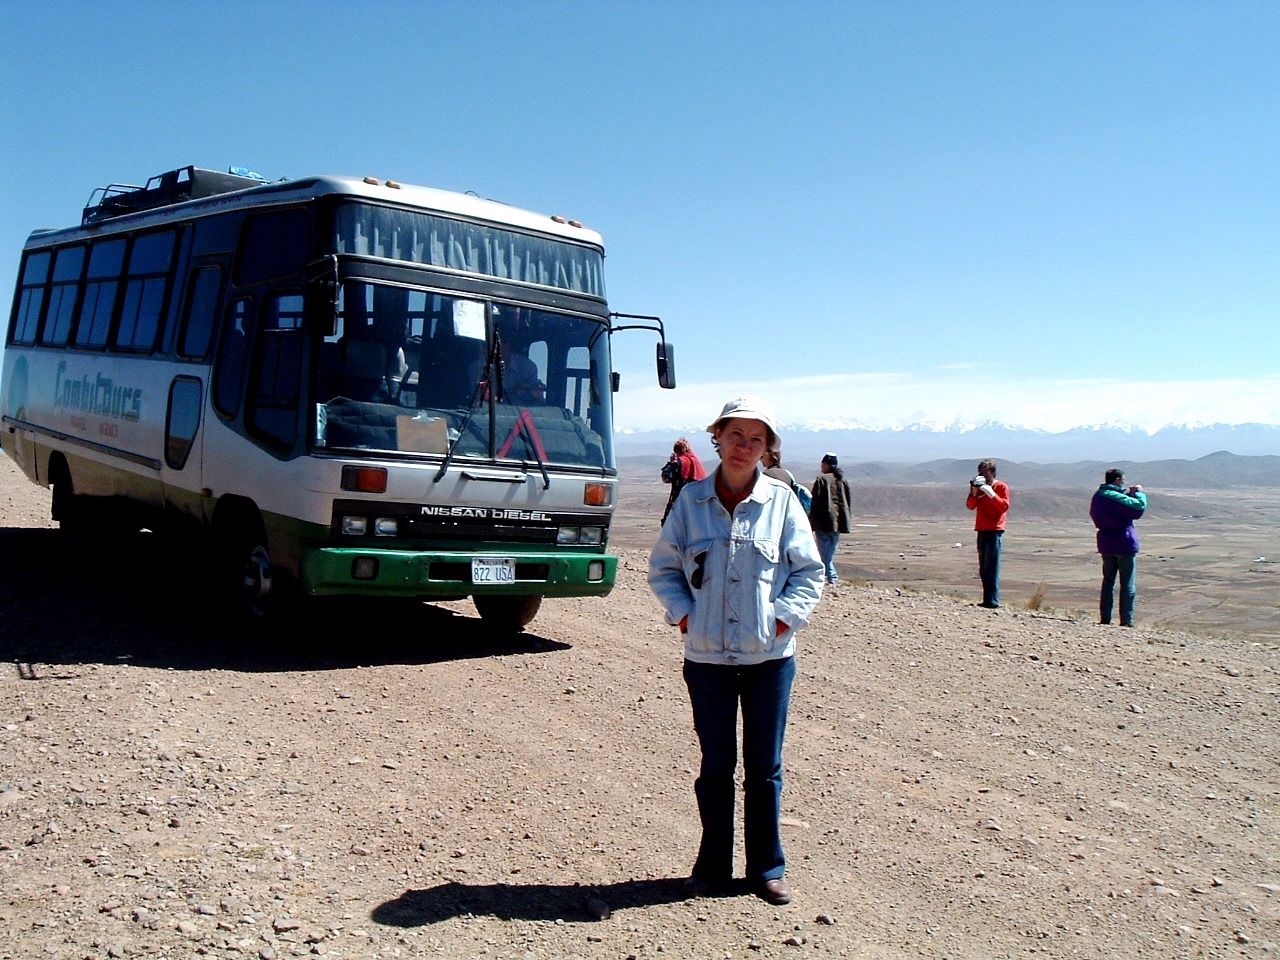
top-left (471, 557), bottom-right (516, 584)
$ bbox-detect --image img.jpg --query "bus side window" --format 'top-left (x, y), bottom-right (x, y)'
top-left (74, 238), bottom-right (126, 349)
top-left (165, 377), bottom-right (203, 470)
top-left (40, 245), bottom-right (86, 346)
top-left (213, 298), bottom-right (252, 418)
top-left (179, 267), bottom-right (223, 360)
top-left (563, 345), bottom-right (591, 418)
top-left (9, 250), bottom-right (50, 345)
top-left (116, 230), bottom-right (176, 352)
top-left (237, 210), bottom-right (310, 286)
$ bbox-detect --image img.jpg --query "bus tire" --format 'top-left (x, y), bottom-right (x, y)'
top-left (52, 477), bottom-right (81, 534)
top-left (473, 594), bottom-right (542, 632)
top-left (49, 458), bottom-right (87, 536)
top-left (217, 518), bottom-right (276, 623)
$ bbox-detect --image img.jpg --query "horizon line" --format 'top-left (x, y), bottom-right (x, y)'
top-left (616, 419), bottom-right (1280, 436)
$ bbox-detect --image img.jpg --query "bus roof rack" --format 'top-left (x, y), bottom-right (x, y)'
top-left (82, 165), bottom-right (267, 225)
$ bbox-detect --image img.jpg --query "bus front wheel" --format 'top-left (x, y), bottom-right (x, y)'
top-left (237, 541), bottom-right (274, 619)
top-left (473, 595), bottom-right (542, 633)
top-left (217, 522), bottom-right (275, 622)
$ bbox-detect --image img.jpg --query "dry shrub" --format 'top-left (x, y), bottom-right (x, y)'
top-left (1027, 582), bottom-right (1047, 611)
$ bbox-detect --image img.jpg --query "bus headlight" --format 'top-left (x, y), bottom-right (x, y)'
top-left (587, 560), bottom-right (605, 581)
top-left (341, 516), bottom-right (368, 536)
top-left (374, 518), bottom-right (398, 537)
top-left (556, 525), bottom-right (604, 545)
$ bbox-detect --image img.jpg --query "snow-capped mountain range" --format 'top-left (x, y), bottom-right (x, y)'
top-left (615, 421), bottom-right (1280, 463)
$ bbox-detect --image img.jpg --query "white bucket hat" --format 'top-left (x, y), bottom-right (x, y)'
top-left (706, 395), bottom-right (781, 452)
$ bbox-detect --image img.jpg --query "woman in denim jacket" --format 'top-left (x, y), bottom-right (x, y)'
top-left (648, 396), bottom-right (824, 906)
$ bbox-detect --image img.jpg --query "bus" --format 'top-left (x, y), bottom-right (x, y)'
top-left (1, 165), bottom-right (674, 630)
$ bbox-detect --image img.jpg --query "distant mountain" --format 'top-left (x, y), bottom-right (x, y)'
top-left (617, 450), bottom-right (1277, 519)
top-left (616, 421), bottom-right (1280, 463)
top-left (843, 451), bottom-right (1280, 491)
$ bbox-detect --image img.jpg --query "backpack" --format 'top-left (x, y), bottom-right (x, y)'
top-left (660, 458), bottom-right (680, 484)
top-left (784, 469), bottom-right (813, 512)
top-left (793, 481), bottom-right (813, 513)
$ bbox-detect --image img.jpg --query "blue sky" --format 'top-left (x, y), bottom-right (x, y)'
top-left (2, 1), bottom-right (1277, 435)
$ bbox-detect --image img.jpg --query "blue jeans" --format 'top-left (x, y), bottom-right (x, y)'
top-left (976, 530), bottom-right (1002, 607)
top-left (815, 531), bottom-right (840, 583)
top-left (683, 656), bottom-right (795, 883)
top-left (1100, 553), bottom-right (1137, 626)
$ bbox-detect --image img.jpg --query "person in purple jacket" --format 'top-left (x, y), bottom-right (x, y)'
top-left (1089, 468), bottom-right (1148, 627)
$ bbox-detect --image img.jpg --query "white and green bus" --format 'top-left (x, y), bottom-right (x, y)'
top-left (2, 165), bottom-right (674, 629)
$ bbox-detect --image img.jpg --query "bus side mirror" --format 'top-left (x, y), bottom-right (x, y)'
top-left (656, 341), bottom-right (676, 389)
top-left (307, 279), bottom-right (339, 337)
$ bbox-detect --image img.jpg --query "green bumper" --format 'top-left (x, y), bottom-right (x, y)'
top-left (298, 546), bottom-right (617, 599)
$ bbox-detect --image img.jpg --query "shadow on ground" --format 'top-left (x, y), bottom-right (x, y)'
top-left (371, 878), bottom-right (701, 926)
top-left (0, 527), bottom-right (569, 673)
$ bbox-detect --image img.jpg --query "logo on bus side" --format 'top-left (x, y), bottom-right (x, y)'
top-left (420, 506), bottom-right (553, 522)
top-left (54, 361), bottom-right (142, 423)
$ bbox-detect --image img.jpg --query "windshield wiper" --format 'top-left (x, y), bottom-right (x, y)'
top-left (433, 332), bottom-right (501, 483)
top-left (432, 330), bottom-right (550, 489)
top-left (497, 407), bottom-right (551, 490)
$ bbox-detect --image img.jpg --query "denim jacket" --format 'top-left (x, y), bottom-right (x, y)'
top-left (648, 467), bottom-right (824, 665)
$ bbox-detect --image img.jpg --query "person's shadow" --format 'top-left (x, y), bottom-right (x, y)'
top-left (371, 877), bottom-right (731, 926)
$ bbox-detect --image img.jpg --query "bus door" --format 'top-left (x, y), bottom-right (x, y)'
top-left (161, 262), bottom-right (224, 521)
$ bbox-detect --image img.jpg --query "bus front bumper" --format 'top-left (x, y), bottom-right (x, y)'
top-left (298, 547), bottom-right (617, 599)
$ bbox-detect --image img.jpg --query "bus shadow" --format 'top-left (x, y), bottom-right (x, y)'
top-left (371, 878), bottom-right (693, 927)
top-left (0, 527), bottom-right (570, 674)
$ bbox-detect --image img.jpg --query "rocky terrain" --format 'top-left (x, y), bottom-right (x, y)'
top-left (1, 454), bottom-right (1277, 959)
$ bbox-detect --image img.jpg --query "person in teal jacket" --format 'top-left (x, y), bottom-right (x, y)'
top-left (1089, 468), bottom-right (1148, 626)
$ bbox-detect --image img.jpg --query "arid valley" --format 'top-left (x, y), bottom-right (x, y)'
top-left (1, 452), bottom-right (1277, 959)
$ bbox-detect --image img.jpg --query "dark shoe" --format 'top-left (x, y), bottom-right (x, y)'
top-left (757, 878), bottom-right (792, 905)
top-left (1120, 621), bottom-right (1133, 628)
top-left (683, 875), bottom-right (730, 897)
top-left (1099, 619), bottom-right (1111, 625)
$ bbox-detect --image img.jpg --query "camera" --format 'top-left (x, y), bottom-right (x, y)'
top-left (971, 476), bottom-right (986, 487)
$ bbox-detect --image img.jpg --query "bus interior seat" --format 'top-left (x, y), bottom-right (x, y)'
top-left (416, 335), bottom-right (486, 410)
top-left (331, 338), bottom-right (389, 401)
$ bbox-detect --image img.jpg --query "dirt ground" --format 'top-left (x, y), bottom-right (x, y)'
top-left (2, 453), bottom-right (1278, 960)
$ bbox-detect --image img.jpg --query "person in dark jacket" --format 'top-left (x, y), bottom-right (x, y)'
top-left (808, 453), bottom-right (852, 584)
top-left (1089, 468), bottom-right (1147, 627)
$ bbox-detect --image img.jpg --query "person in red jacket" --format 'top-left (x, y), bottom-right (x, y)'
top-left (964, 458), bottom-right (1010, 608)
top-left (661, 438), bottom-right (707, 525)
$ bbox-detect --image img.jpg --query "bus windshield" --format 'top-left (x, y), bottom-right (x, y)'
top-left (314, 282), bottom-right (613, 469)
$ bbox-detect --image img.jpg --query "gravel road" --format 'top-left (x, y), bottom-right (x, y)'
top-left (1, 454), bottom-right (1277, 959)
